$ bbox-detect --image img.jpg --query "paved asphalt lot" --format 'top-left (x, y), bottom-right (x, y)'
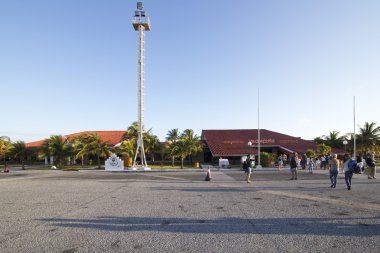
top-left (1, 168), bottom-right (380, 253)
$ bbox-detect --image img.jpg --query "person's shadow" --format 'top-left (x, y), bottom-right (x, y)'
top-left (38, 216), bottom-right (380, 236)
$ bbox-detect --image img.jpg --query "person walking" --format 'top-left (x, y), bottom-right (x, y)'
top-left (245, 154), bottom-right (254, 183)
top-left (289, 152), bottom-right (299, 180)
top-left (366, 153), bottom-right (377, 179)
top-left (328, 154), bottom-right (339, 188)
top-left (242, 161), bottom-right (250, 183)
top-left (343, 154), bottom-right (357, 190)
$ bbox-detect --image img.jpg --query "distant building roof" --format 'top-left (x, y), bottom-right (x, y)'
top-left (201, 129), bottom-right (321, 157)
top-left (25, 131), bottom-right (126, 148)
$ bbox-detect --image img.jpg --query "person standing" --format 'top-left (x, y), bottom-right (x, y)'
top-left (301, 154), bottom-right (307, 170)
top-left (278, 154), bottom-right (283, 170)
top-left (308, 157), bottom-right (314, 174)
top-left (356, 153), bottom-right (364, 174)
top-left (282, 154), bottom-right (288, 166)
top-left (328, 154), bottom-right (339, 188)
top-left (245, 154), bottom-right (254, 183)
top-left (321, 156), bottom-right (326, 170)
top-left (3, 163), bottom-right (10, 173)
top-left (289, 152), bottom-right (299, 180)
top-left (315, 157), bottom-right (321, 170)
top-left (366, 153), bottom-right (377, 179)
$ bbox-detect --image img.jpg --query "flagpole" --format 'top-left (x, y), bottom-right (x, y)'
top-left (257, 88), bottom-right (262, 168)
top-left (353, 96), bottom-right (356, 157)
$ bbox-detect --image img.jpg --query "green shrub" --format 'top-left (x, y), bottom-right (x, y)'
top-left (260, 152), bottom-right (276, 167)
top-left (306, 149), bottom-right (316, 158)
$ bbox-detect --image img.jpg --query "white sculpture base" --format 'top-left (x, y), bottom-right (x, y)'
top-left (105, 154), bottom-right (124, 171)
top-left (130, 167), bottom-right (151, 171)
top-left (255, 165), bottom-right (263, 170)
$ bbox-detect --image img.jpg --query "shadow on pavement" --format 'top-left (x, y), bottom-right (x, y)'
top-left (38, 216), bottom-right (380, 236)
top-left (151, 186), bottom-right (329, 193)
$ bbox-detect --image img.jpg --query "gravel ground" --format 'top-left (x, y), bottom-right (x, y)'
top-left (0, 168), bottom-right (379, 253)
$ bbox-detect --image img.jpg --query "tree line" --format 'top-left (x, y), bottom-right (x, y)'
top-left (313, 122), bottom-right (380, 156)
top-left (1, 121), bottom-right (379, 169)
top-left (0, 122), bottom-right (203, 169)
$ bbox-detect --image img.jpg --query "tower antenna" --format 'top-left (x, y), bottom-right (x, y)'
top-left (132, 2), bottom-right (151, 170)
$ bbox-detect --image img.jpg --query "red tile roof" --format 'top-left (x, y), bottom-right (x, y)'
top-left (201, 129), bottom-right (320, 157)
top-left (25, 131), bottom-right (126, 148)
top-left (25, 140), bottom-right (47, 149)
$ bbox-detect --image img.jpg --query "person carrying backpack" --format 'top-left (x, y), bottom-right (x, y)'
top-left (343, 154), bottom-right (357, 190)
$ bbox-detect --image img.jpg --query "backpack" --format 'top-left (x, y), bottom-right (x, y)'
top-left (243, 162), bottom-right (248, 172)
top-left (290, 157), bottom-right (297, 168)
top-left (365, 157), bottom-right (375, 167)
top-left (347, 159), bottom-right (357, 172)
top-left (353, 164), bottom-right (361, 174)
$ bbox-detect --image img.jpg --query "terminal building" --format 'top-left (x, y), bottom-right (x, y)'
top-left (25, 129), bottom-right (343, 166)
top-left (201, 129), bottom-right (342, 164)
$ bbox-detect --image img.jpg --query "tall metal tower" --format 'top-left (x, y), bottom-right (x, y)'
top-left (132, 2), bottom-right (150, 169)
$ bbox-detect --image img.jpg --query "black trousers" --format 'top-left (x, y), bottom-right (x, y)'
top-left (345, 171), bottom-right (353, 187)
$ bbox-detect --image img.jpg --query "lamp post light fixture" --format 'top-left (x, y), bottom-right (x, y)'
top-left (247, 141), bottom-right (258, 168)
top-left (343, 140), bottom-right (348, 152)
top-left (248, 141), bottom-right (252, 155)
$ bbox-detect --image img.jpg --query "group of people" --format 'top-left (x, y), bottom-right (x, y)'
top-left (277, 154), bottom-right (288, 169)
top-left (243, 152), bottom-right (377, 189)
top-left (289, 152), bottom-right (377, 190)
top-left (279, 153), bottom-right (318, 173)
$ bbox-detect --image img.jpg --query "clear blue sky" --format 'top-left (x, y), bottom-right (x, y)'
top-left (1, 0), bottom-right (379, 142)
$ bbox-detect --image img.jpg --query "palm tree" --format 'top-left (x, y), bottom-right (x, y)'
top-left (357, 122), bottom-right (380, 153)
top-left (38, 139), bottom-right (51, 163)
top-left (118, 139), bottom-right (135, 166)
top-left (181, 129), bottom-right (203, 163)
top-left (166, 129), bottom-right (180, 143)
top-left (72, 134), bottom-right (89, 167)
top-left (313, 136), bottom-right (325, 145)
top-left (123, 122), bottom-right (160, 165)
top-left (166, 129), bottom-right (180, 167)
top-left (124, 121), bottom-right (139, 143)
top-left (144, 134), bottom-right (160, 162)
top-left (76, 133), bottom-right (112, 169)
top-left (171, 139), bottom-right (188, 168)
top-left (46, 135), bottom-right (73, 169)
top-left (0, 136), bottom-right (13, 164)
top-left (10, 141), bottom-right (27, 170)
top-left (322, 131), bottom-right (344, 148)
